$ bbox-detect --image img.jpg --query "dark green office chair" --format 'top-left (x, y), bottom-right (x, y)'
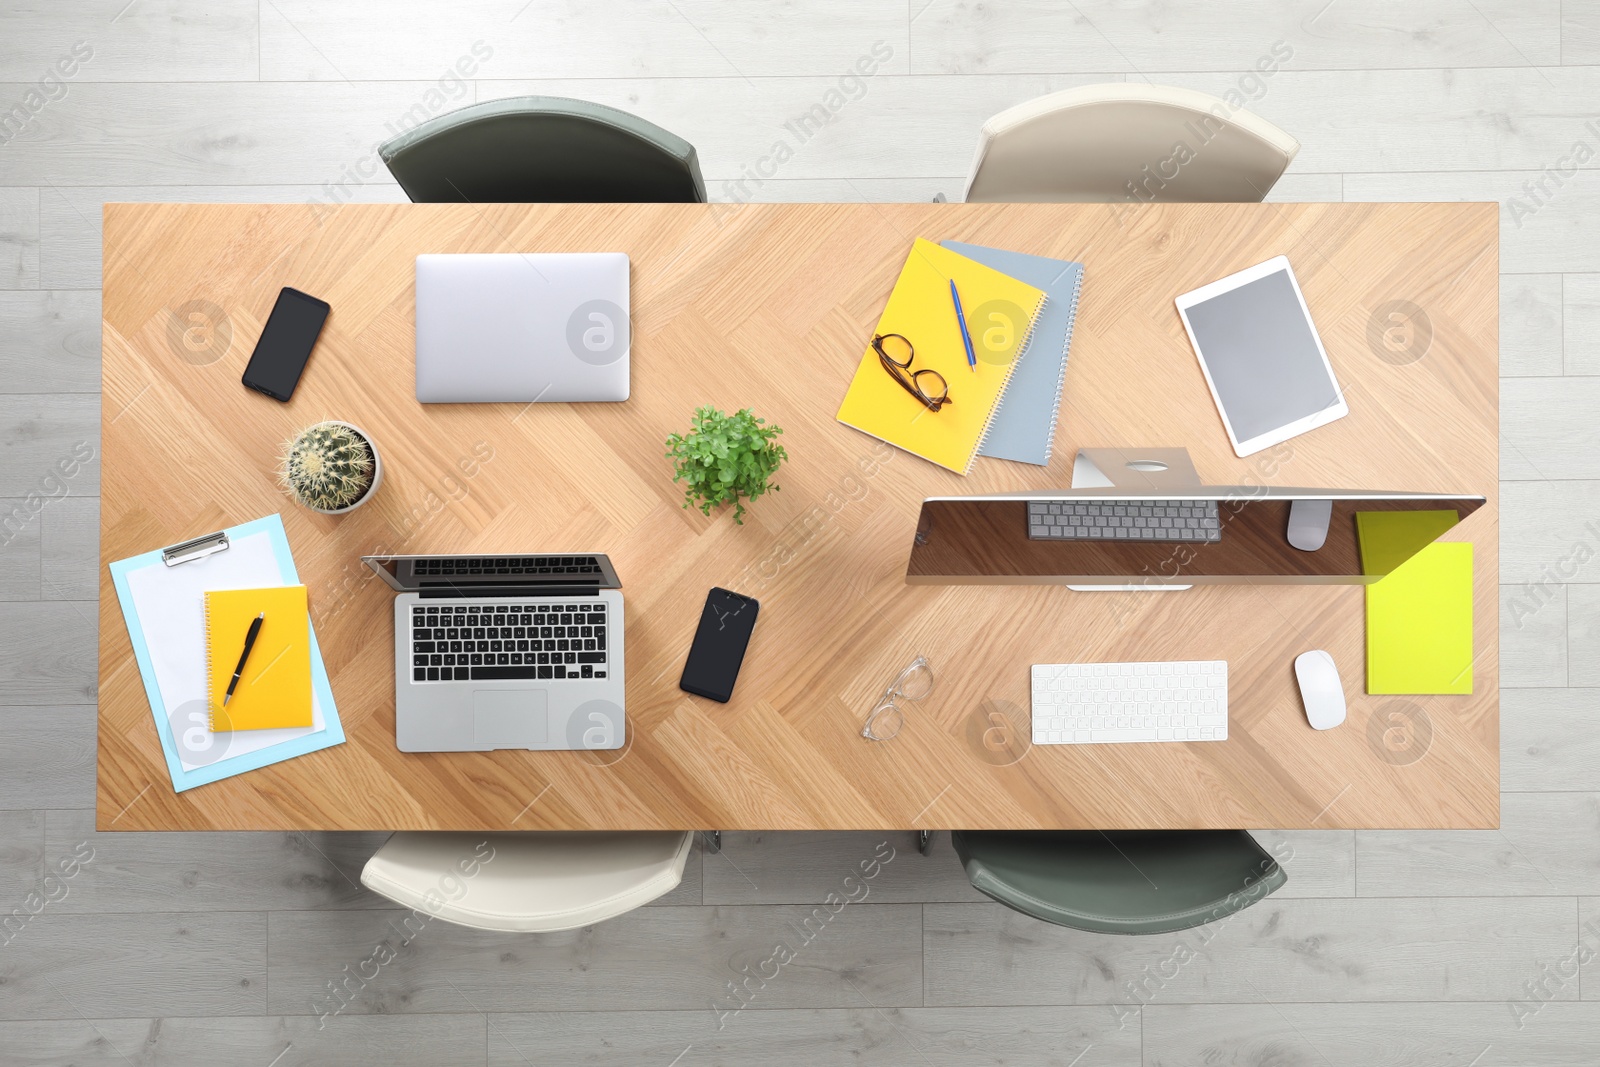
top-left (950, 830), bottom-right (1285, 934)
top-left (379, 95), bottom-right (707, 204)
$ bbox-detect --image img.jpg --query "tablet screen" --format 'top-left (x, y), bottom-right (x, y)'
top-left (1182, 268), bottom-right (1341, 443)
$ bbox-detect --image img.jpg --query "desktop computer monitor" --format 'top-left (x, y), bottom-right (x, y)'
top-left (904, 487), bottom-right (1484, 587)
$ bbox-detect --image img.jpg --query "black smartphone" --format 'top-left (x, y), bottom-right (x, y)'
top-left (241, 287), bottom-right (330, 401)
top-left (679, 588), bottom-right (760, 703)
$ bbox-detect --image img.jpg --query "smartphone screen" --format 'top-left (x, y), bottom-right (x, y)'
top-left (241, 287), bottom-right (330, 401)
top-left (679, 588), bottom-right (760, 703)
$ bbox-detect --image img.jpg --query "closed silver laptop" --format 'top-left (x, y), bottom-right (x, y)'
top-left (362, 553), bottom-right (625, 752)
top-left (414, 252), bottom-right (630, 403)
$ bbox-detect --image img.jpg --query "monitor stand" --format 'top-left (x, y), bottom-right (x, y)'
top-left (1068, 448), bottom-right (1197, 592)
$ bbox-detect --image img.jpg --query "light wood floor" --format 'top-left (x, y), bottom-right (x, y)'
top-left (1, 1), bottom-right (1597, 1063)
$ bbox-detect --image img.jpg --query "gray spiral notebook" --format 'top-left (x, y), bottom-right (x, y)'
top-left (941, 241), bottom-right (1083, 466)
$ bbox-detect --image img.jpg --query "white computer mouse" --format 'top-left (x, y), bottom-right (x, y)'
top-left (1294, 650), bottom-right (1347, 730)
top-left (1287, 498), bottom-right (1333, 551)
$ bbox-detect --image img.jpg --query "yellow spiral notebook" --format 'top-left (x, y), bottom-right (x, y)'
top-left (837, 237), bottom-right (1048, 474)
top-left (205, 585), bottom-right (313, 731)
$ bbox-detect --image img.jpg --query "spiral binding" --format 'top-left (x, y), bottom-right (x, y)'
top-left (203, 591), bottom-right (219, 730)
top-left (1039, 266), bottom-right (1084, 464)
top-left (966, 292), bottom-right (1051, 474)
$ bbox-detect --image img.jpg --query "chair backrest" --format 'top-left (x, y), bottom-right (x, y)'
top-left (360, 830), bottom-right (694, 933)
top-left (952, 829), bottom-right (1286, 934)
top-left (380, 95), bottom-right (707, 204)
top-left (963, 83), bottom-right (1299, 204)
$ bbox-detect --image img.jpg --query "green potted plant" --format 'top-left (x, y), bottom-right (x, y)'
top-left (279, 420), bottom-right (382, 514)
top-left (665, 406), bottom-right (787, 525)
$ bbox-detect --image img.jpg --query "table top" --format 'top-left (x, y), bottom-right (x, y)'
top-left (98, 200), bottom-right (1499, 832)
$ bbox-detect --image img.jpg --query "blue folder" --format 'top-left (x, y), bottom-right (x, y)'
top-left (942, 241), bottom-right (1084, 466)
top-left (108, 514), bottom-right (344, 792)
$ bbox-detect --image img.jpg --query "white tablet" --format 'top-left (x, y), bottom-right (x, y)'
top-left (1175, 256), bottom-right (1347, 457)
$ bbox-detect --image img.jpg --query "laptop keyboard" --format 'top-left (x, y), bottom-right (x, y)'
top-left (411, 601), bottom-right (609, 682)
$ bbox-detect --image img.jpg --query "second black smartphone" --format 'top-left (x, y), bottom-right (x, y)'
top-left (679, 588), bottom-right (760, 703)
top-left (241, 287), bottom-right (330, 401)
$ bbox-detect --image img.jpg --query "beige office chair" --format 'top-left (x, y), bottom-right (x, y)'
top-left (361, 831), bottom-right (694, 933)
top-left (959, 83), bottom-right (1299, 204)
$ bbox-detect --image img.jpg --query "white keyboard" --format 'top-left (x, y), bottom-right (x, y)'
top-left (1031, 660), bottom-right (1228, 745)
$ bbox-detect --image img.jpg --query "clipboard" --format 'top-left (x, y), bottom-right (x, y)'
top-left (108, 514), bottom-right (344, 792)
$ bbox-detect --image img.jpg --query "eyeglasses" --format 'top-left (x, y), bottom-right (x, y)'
top-left (862, 656), bottom-right (935, 741)
top-left (874, 334), bottom-right (951, 413)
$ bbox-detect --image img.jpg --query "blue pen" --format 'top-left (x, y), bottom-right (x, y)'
top-left (950, 279), bottom-right (977, 372)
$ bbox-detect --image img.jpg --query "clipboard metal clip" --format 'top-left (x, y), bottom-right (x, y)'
top-left (162, 530), bottom-right (230, 567)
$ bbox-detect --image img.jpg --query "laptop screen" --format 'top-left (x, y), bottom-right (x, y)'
top-left (362, 554), bottom-right (620, 593)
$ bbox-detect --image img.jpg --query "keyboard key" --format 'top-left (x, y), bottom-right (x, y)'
top-left (472, 665), bottom-right (540, 680)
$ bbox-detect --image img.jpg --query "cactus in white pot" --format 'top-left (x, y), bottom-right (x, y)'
top-left (280, 421), bottom-right (382, 514)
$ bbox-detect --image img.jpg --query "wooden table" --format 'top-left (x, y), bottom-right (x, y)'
top-left (98, 201), bottom-right (1499, 832)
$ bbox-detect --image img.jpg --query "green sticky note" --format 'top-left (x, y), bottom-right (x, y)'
top-left (1365, 541), bottom-right (1473, 695)
top-left (1355, 509), bottom-right (1460, 577)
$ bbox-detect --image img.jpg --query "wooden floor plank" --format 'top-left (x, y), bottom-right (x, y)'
top-left (924, 897), bottom-right (1577, 1005)
top-left (1502, 582), bottom-right (1569, 687)
top-left (261, 0), bottom-right (912, 81)
top-left (909, 0), bottom-right (1562, 74)
top-left (1564, 273), bottom-right (1600, 374)
top-left (486, 1006), bottom-right (1137, 1067)
top-left (38, 493), bottom-right (96, 603)
top-left (0, 290), bottom-right (101, 393)
top-left (43, 809), bottom-right (391, 914)
top-left (0, 912), bottom-right (266, 1020)
top-left (1502, 687), bottom-right (1600, 791)
top-left (0, 394), bottom-right (100, 497)
top-left (702, 832), bottom-right (988, 905)
top-left (0, 495), bottom-right (42, 600)
top-left (1499, 480), bottom-right (1600, 585)
top-left (265, 904), bottom-right (923, 1015)
top-left (0, 603), bottom-right (97, 706)
top-left (1144, 1001), bottom-right (1600, 1067)
top-left (1502, 273), bottom-right (1564, 377)
top-left (0, 188), bottom-right (40, 289)
top-left (1568, 587), bottom-right (1600, 686)
top-left (1503, 377), bottom-right (1600, 480)
top-left (0, 808), bottom-right (44, 900)
top-left (0, 709), bottom-right (94, 809)
top-left (0, 0), bottom-right (257, 83)
top-left (0, 1014), bottom-right (487, 1067)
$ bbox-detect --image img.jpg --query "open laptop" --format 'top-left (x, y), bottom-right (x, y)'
top-left (414, 252), bottom-right (630, 403)
top-left (362, 553), bottom-right (626, 752)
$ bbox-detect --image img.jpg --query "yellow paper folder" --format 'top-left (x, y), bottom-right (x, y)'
top-left (205, 585), bottom-right (314, 730)
top-left (1363, 542), bottom-right (1474, 695)
top-left (836, 238), bottom-right (1047, 474)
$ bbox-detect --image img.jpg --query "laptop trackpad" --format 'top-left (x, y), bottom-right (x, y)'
top-left (473, 690), bottom-right (548, 747)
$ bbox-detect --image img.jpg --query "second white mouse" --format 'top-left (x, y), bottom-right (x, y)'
top-left (1294, 650), bottom-right (1347, 730)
